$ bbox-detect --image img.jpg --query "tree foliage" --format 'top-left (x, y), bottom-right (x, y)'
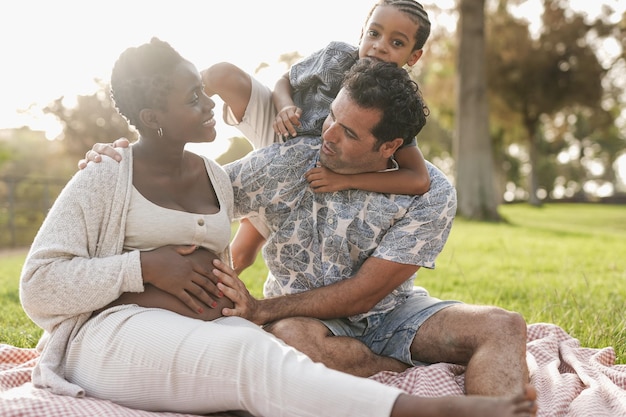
top-left (0, 129), bottom-right (71, 247)
top-left (486, 0), bottom-right (622, 204)
top-left (43, 83), bottom-right (136, 160)
top-left (5, 1), bottom-right (625, 225)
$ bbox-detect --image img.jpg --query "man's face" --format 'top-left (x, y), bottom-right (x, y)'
top-left (319, 89), bottom-right (389, 175)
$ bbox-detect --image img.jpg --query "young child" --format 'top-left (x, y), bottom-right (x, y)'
top-left (203, 0), bottom-right (433, 273)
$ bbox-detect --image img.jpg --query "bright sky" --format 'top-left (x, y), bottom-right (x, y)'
top-left (1, 0), bottom-right (624, 175)
top-left (0, 0), bottom-right (418, 153)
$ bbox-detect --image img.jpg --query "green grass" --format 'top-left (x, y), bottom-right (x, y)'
top-left (421, 203), bottom-right (626, 364)
top-left (0, 251), bottom-right (43, 347)
top-left (1, 204), bottom-right (624, 364)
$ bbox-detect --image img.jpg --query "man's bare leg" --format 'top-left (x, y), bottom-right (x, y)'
top-left (267, 315), bottom-right (536, 417)
top-left (265, 317), bottom-right (409, 377)
top-left (411, 304), bottom-right (529, 396)
top-left (391, 384), bottom-right (537, 417)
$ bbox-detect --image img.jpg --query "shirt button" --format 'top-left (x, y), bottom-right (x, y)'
top-left (197, 218), bottom-right (205, 226)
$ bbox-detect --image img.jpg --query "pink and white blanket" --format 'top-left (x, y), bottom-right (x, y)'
top-left (2, 323), bottom-right (625, 417)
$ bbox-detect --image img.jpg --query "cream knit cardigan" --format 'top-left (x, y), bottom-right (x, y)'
top-left (19, 147), bottom-right (234, 397)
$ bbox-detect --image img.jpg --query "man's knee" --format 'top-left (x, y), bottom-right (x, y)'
top-left (480, 307), bottom-right (527, 343)
top-left (265, 317), bottom-right (331, 346)
top-left (434, 304), bottom-right (527, 348)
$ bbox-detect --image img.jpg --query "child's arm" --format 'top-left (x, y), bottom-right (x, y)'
top-left (272, 72), bottom-right (302, 138)
top-left (230, 218), bottom-right (266, 275)
top-left (201, 62), bottom-right (253, 125)
top-left (306, 145), bottom-right (431, 195)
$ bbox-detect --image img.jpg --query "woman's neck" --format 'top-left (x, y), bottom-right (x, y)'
top-left (132, 137), bottom-right (189, 175)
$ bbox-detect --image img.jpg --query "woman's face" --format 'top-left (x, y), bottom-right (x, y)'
top-left (158, 60), bottom-right (217, 144)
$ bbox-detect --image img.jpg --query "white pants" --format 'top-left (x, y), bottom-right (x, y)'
top-left (65, 306), bottom-right (401, 417)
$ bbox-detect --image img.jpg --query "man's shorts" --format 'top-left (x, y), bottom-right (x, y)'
top-left (321, 288), bottom-right (460, 366)
top-left (223, 75), bottom-right (282, 149)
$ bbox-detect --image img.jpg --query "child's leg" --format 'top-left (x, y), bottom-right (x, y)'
top-left (231, 218), bottom-right (266, 274)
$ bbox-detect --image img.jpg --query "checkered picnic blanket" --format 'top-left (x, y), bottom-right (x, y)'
top-left (2, 323), bottom-right (625, 416)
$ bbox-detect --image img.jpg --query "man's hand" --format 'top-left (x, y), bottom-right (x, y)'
top-left (77, 137), bottom-right (131, 169)
top-left (141, 245), bottom-right (227, 314)
top-left (213, 258), bottom-right (267, 324)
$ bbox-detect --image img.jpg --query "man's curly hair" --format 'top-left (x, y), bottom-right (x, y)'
top-left (341, 58), bottom-right (429, 149)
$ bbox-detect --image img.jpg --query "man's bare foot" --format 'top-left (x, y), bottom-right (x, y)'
top-left (393, 384), bottom-right (537, 417)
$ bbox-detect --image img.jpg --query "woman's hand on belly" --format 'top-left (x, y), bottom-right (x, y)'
top-left (140, 245), bottom-right (231, 315)
top-left (96, 283), bottom-right (233, 321)
top-left (96, 247), bottom-right (234, 320)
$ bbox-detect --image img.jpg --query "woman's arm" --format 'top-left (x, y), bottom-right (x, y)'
top-left (20, 155), bottom-right (145, 331)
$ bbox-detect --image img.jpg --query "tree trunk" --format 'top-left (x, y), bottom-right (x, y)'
top-left (527, 123), bottom-right (542, 206)
top-left (453, 0), bottom-right (500, 221)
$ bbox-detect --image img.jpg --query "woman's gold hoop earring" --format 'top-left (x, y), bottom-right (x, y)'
top-left (157, 127), bottom-right (164, 137)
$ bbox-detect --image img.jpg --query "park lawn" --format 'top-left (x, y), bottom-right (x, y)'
top-left (1, 203), bottom-right (624, 364)
top-left (421, 203), bottom-right (626, 363)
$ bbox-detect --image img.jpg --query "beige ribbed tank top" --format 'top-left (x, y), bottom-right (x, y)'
top-left (123, 187), bottom-right (231, 255)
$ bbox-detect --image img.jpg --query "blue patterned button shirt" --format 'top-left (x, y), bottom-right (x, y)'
top-left (226, 137), bottom-right (457, 321)
top-left (290, 41), bottom-right (359, 137)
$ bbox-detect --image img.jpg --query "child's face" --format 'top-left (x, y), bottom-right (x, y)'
top-left (359, 5), bottom-right (423, 68)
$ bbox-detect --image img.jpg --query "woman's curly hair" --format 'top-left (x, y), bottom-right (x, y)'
top-left (110, 37), bottom-right (185, 129)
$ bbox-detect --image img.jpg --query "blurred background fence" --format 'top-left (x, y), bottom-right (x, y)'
top-left (0, 176), bottom-right (66, 248)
